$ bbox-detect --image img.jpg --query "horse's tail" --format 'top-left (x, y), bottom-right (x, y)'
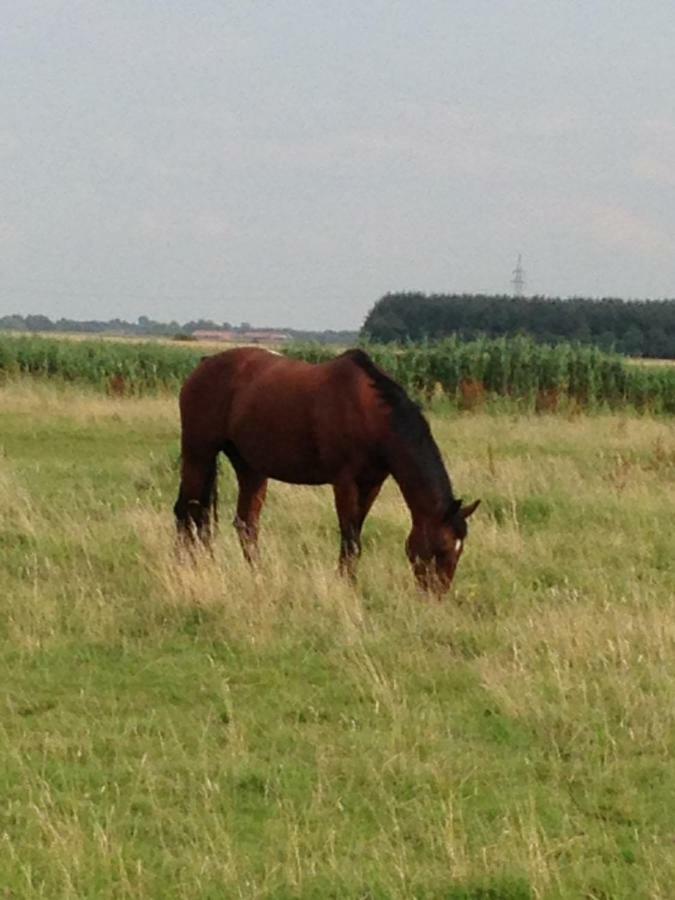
top-left (206, 456), bottom-right (219, 530)
top-left (211, 459), bottom-right (219, 527)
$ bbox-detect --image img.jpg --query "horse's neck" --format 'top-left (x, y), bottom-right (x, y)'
top-left (385, 432), bottom-right (453, 525)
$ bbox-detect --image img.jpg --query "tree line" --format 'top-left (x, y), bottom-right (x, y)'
top-left (0, 313), bottom-right (357, 345)
top-left (361, 293), bottom-right (675, 358)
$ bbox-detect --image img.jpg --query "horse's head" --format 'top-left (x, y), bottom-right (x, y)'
top-left (406, 498), bottom-right (480, 594)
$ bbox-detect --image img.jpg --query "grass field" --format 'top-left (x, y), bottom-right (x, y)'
top-left (1, 379), bottom-right (674, 898)
top-left (11, 329), bottom-right (257, 354)
top-left (626, 357), bottom-right (675, 367)
top-left (21, 332), bottom-right (675, 367)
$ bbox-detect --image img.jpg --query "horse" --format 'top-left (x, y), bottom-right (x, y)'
top-left (173, 347), bottom-right (479, 593)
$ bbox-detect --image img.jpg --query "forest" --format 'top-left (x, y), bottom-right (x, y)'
top-left (362, 293), bottom-right (675, 358)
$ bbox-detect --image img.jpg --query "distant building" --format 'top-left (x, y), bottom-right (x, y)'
top-left (241, 330), bottom-right (290, 344)
top-left (191, 329), bottom-right (290, 344)
top-left (191, 330), bottom-right (237, 342)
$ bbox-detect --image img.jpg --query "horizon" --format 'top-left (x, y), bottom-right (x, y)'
top-left (3, 289), bottom-right (675, 340)
top-left (5, 288), bottom-right (675, 330)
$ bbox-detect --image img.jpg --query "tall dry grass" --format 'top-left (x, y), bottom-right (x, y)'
top-left (0, 379), bottom-right (673, 898)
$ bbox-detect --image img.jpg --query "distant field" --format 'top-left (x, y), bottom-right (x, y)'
top-left (1, 379), bottom-right (673, 897)
top-left (16, 330), bottom-right (675, 363)
top-left (626, 356), bottom-right (675, 367)
top-left (7, 329), bottom-right (259, 354)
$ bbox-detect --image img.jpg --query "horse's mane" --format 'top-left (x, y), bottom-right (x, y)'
top-left (342, 349), bottom-right (459, 519)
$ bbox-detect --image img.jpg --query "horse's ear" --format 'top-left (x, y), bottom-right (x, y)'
top-left (446, 498), bottom-right (462, 520)
top-left (460, 499), bottom-right (481, 519)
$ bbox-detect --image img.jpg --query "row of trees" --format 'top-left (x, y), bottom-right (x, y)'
top-left (0, 313), bottom-right (226, 337)
top-left (361, 293), bottom-right (675, 358)
top-left (0, 314), bottom-right (357, 345)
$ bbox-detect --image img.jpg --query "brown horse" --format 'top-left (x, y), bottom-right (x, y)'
top-left (174, 347), bottom-right (479, 592)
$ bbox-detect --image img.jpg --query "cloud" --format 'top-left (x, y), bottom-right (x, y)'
top-left (580, 202), bottom-right (675, 257)
top-left (0, 131), bottom-right (20, 156)
top-left (0, 221), bottom-right (18, 244)
top-left (233, 103), bottom-right (522, 180)
top-left (632, 118), bottom-right (675, 187)
top-left (135, 209), bottom-right (232, 242)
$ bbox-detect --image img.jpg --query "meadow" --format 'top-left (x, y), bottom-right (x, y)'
top-left (1, 376), bottom-right (674, 898)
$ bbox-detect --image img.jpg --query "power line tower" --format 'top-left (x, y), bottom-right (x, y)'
top-left (511, 254), bottom-right (526, 297)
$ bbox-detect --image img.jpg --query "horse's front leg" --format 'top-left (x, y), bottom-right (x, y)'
top-left (233, 470), bottom-right (268, 564)
top-left (334, 473), bottom-right (386, 581)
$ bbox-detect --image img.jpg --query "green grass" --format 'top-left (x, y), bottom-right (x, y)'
top-left (1, 380), bottom-right (674, 898)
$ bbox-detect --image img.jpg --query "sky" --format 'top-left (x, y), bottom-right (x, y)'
top-left (2, 1), bottom-right (675, 330)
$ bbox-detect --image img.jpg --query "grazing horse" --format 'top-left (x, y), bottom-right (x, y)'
top-left (174, 347), bottom-right (479, 593)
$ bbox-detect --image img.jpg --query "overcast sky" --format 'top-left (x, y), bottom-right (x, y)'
top-left (2, 1), bottom-right (675, 329)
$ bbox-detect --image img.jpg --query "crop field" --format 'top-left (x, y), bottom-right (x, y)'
top-left (1, 374), bottom-right (674, 899)
top-left (2, 333), bottom-right (675, 413)
top-left (627, 357), bottom-right (675, 368)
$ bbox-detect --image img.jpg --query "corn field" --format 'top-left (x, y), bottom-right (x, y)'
top-left (0, 335), bottom-right (200, 393)
top-left (1, 334), bottom-right (674, 413)
top-left (288, 337), bottom-right (675, 414)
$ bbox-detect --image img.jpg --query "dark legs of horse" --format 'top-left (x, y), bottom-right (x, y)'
top-left (233, 468), bottom-right (268, 564)
top-left (333, 475), bottom-right (385, 580)
top-left (174, 451), bottom-right (219, 550)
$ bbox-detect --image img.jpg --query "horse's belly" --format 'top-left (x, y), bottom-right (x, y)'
top-left (241, 453), bottom-right (331, 485)
top-left (229, 430), bottom-right (333, 485)
top-left (266, 465), bottom-right (329, 486)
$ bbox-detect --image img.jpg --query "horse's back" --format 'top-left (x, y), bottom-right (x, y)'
top-left (179, 348), bottom-right (388, 483)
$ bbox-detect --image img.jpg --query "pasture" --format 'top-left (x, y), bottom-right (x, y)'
top-left (1, 379), bottom-right (674, 898)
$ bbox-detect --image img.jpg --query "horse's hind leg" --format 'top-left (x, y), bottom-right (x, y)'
top-left (174, 450), bottom-right (219, 548)
top-left (333, 478), bottom-right (362, 579)
top-left (233, 469), bottom-right (268, 564)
